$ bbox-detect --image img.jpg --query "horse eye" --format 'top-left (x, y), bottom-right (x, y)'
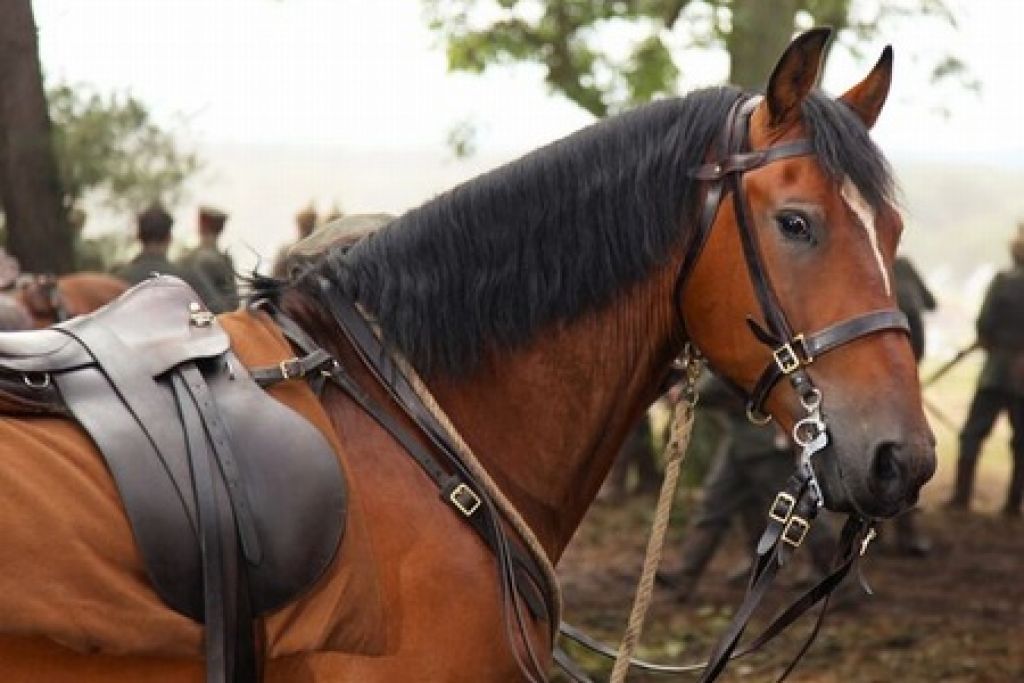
top-left (776, 213), bottom-right (813, 243)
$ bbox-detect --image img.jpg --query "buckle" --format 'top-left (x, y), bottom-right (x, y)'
top-left (279, 357), bottom-right (302, 380)
top-left (768, 492), bottom-right (796, 524)
top-left (449, 483), bottom-right (482, 517)
top-left (782, 516), bottom-right (810, 547)
top-left (772, 334), bottom-right (811, 374)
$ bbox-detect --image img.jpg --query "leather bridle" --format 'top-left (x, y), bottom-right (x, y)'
top-left (677, 94), bottom-right (909, 509)
top-left (558, 95), bottom-right (913, 681)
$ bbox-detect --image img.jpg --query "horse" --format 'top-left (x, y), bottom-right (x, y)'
top-left (14, 271), bottom-right (129, 327)
top-left (0, 28), bottom-right (934, 682)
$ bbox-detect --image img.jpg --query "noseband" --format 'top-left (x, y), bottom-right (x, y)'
top-left (677, 95), bottom-right (909, 509)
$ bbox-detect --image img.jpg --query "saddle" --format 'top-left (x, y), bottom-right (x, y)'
top-left (0, 276), bottom-right (347, 682)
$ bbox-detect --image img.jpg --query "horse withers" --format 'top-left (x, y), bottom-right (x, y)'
top-left (0, 28), bottom-right (933, 683)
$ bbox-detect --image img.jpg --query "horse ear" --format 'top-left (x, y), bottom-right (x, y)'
top-left (838, 46), bottom-right (894, 129)
top-left (764, 27), bottom-right (833, 128)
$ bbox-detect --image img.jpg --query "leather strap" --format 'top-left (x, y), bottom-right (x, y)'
top-left (254, 301), bottom-right (553, 628)
top-left (747, 309), bottom-right (910, 415)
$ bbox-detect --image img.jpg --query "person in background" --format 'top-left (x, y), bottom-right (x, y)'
top-left (272, 205), bottom-right (318, 278)
top-left (889, 255), bottom-right (935, 554)
top-left (947, 224), bottom-right (1024, 517)
top-left (176, 206), bottom-right (239, 313)
top-left (114, 203), bottom-right (212, 301)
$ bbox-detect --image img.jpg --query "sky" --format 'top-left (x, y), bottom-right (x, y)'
top-left (31, 0), bottom-right (1024, 164)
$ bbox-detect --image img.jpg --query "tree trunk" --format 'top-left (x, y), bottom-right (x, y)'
top-left (725, 0), bottom-right (802, 90)
top-left (0, 0), bottom-right (73, 274)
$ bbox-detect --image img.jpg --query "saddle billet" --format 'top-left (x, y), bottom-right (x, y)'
top-left (0, 276), bottom-right (347, 683)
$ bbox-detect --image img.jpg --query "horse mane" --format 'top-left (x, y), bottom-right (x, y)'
top-left (304, 86), bottom-right (893, 378)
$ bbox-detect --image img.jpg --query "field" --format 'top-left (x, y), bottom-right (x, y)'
top-left (555, 358), bottom-right (1024, 682)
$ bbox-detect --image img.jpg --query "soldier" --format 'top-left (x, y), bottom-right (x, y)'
top-left (176, 206), bottom-right (239, 313)
top-left (272, 205), bottom-right (318, 278)
top-left (114, 203), bottom-right (212, 300)
top-left (656, 375), bottom-right (833, 602)
top-left (948, 225), bottom-right (1024, 517)
top-left (889, 255), bottom-right (935, 554)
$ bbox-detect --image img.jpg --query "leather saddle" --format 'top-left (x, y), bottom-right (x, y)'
top-left (0, 276), bottom-right (346, 680)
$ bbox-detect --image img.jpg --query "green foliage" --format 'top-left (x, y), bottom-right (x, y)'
top-left (48, 83), bottom-right (201, 213)
top-left (425, 0), bottom-right (963, 122)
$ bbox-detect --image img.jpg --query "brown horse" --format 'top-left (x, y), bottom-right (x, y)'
top-left (0, 29), bottom-right (934, 682)
top-left (15, 272), bottom-right (129, 327)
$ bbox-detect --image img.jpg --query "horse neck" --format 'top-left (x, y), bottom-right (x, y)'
top-left (426, 257), bottom-right (681, 561)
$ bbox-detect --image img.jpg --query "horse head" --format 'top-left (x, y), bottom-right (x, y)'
top-left (682, 28), bottom-right (935, 519)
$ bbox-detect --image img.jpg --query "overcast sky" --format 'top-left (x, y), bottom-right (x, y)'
top-left (31, 0), bottom-right (1024, 165)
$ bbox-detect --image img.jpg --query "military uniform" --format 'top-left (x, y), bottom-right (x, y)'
top-left (658, 376), bottom-right (832, 600)
top-left (890, 256), bottom-right (934, 554)
top-left (894, 256), bottom-right (936, 361)
top-left (177, 246), bottom-right (239, 314)
top-left (114, 252), bottom-right (212, 303)
top-left (950, 258), bottom-right (1024, 515)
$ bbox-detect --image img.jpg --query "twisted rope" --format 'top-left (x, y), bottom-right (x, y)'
top-left (389, 350), bottom-right (564, 637)
top-left (610, 393), bottom-right (696, 683)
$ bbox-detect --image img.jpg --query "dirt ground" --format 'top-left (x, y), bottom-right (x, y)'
top-left (555, 412), bottom-right (1024, 683)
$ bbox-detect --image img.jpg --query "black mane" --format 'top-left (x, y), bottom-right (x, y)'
top-left (307, 87), bottom-right (894, 378)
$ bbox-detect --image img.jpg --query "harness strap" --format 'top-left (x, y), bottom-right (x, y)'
top-left (252, 300), bottom-right (554, 629)
top-left (171, 364), bottom-right (260, 683)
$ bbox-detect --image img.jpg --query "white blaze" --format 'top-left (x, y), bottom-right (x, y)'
top-left (841, 177), bottom-right (890, 296)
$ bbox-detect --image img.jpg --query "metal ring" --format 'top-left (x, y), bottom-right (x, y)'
top-left (799, 388), bottom-right (822, 413)
top-left (22, 372), bottom-right (51, 389)
top-left (792, 415), bottom-right (825, 446)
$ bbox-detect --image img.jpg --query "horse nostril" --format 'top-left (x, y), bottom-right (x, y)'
top-left (872, 442), bottom-right (902, 482)
top-left (869, 441), bottom-right (907, 506)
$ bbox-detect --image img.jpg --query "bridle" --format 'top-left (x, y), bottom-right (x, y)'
top-left (558, 95), bottom-right (913, 681)
top-left (677, 94), bottom-right (909, 513)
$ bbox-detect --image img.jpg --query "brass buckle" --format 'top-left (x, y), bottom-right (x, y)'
top-left (772, 334), bottom-right (812, 374)
top-left (449, 483), bottom-right (481, 517)
top-left (279, 357), bottom-right (301, 380)
top-left (782, 515), bottom-right (810, 547)
top-left (768, 492), bottom-right (796, 524)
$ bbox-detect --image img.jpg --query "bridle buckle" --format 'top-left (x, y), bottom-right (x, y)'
top-left (768, 492), bottom-right (796, 524)
top-left (782, 515), bottom-right (810, 547)
top-left (772, 334), bottom-right (811, 374)
top-left (449, 482), bottom-right (482, 517)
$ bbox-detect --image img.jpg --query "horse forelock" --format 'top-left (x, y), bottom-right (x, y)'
top-left (801, 91), bottom-right (897, 213)
top-left (311, 87), bottom-right (745, 378)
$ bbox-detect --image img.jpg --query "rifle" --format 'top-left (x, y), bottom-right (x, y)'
top-left (923, 341), bottom-right (981, 388)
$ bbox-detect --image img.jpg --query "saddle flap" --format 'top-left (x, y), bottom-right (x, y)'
top-left (60, 276), bottom-right (230, 377)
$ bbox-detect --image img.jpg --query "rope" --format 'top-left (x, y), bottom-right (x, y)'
top-left (610, 393), bottom-right (696, 683)
top-left (389, 349), bottom-right (564, 636)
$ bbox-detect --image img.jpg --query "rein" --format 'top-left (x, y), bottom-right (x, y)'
top-left (251, 293), bottom-right (557, 683)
